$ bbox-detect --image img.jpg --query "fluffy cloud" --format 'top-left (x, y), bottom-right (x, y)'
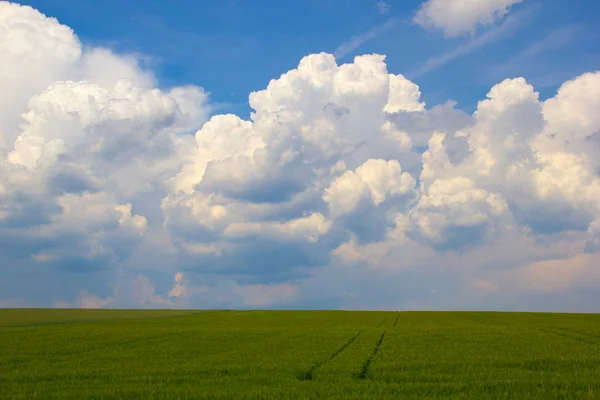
top-left (0, 1), bottom-right (81, 148)
top-left (408, 177), bottom-right (510, 250)
top-left (324, 159), bottom-right (416, 217)
top-left (539, 72), bottom-right (600, 163)
top-left (1, 2), bottom-right (600, 311)
top-left (0, 2), bottom-right (208, 302)
top-left (70, 272), bottom-right (190, 309)
top-left (414, 0), bottom-right (523, 37)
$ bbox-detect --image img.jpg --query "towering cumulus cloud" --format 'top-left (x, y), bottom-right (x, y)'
top-left (1, 2), bottom-right (599, 311)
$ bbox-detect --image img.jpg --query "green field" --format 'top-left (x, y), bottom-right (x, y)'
top-left (1, 309), bottom-right (599, 399)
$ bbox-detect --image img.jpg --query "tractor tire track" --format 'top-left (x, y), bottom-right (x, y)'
top-left (551, 326), bottom-right (600, 341)
top-left (296, 331), bottom-right (362, 380)
top-left (376, 316), bottom-right (389, 328)
top-left (539, 328), bottom-right (599, 346)
top-left (357, 331), bottom-right (387, 380)
top-left (392, 313), bottom-right (400, 328)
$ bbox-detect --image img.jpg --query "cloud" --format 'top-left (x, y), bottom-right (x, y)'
top-left (168, 272), bottom-right (186, 297)
top-left (374, 1), bottom-right (391, 14)
top-left (224, 213), bottom-right (332, 242)
top-left (474, 252), bottom-right (600, 296)
top-left (77, 291), bottom-right (114, 309)
top-left (324, 159), bottom-right (416, 217)
top-left (407, 177), bottom-right (511, 250)
top-left (414, 0), bottom-right (524, 37)
top-left (2, 2), bottom-right (600, 312)
top-left (60, 271), bottom-right (194, 309)
top-left (233, 282), bottom-right (298, 307)
top-left (0, 1), bottom-right (81, 149)
top-left (0, 2), bottom-right (209, 300)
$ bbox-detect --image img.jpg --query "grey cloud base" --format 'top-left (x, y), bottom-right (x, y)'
top-left (1, 2), bottom-right (600, 311)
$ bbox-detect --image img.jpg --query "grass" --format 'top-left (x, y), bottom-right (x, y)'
top-left (1, 309), bottom-right (599, 399)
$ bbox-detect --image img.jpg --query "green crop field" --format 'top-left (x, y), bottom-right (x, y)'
top-left (1, 309), bottom-right (599, 399)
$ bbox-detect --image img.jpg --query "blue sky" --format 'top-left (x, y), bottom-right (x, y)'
top-left (19, 0), bottom-right (600, 115)
top-left (1, 0), bottom-right (600, 311)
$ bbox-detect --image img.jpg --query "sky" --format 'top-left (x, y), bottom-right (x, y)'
top-left (1, 0), bottom-right (599, 311)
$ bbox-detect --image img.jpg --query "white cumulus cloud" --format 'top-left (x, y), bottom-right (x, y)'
top-left (414, 0), bottom-right (524, 37)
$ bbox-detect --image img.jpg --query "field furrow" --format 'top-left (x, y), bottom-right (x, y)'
top-left (316, 328), bottom-right (387, 380)
top-left (392, 313), bottom-right (400, 328)
top-left (357, 331), bottom-right (387, 379)
top-left (539, 328), bottom-right (599, 346)
top-left (376, 316), bottom-right (389, 328)
top-left (296, 331), bottom-right (362, 380)
top-left (551, 326), bottom-right (600, 341)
